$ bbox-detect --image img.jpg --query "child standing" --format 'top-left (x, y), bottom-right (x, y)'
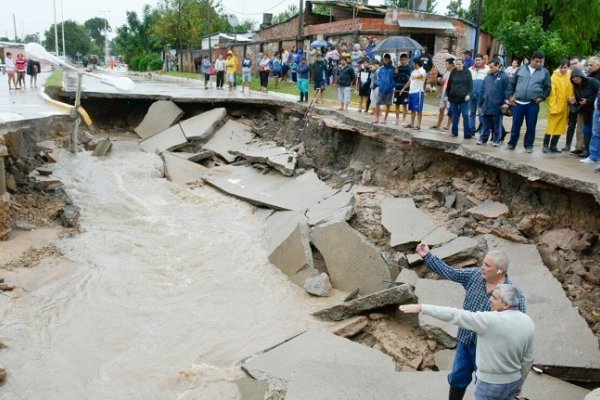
top-left (356, 58), bottom-right (371, 113)
top-left (241, 53), bottom-right (252, 94)
top-left (297, 57), bottom-right (310, 102)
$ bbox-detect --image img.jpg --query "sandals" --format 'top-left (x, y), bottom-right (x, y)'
top-left (430, 125), bottom-right (440, 130)
top-left (413, 126), bottom-right (421, 130)
top-left (404, 124), bottom-right (413, 128)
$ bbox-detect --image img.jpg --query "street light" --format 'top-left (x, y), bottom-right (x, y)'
top-left (99, 11), bottom-right (111, 65)
top-left (61, 0), bottom-right (66, 58)
top-left (53, 0), bottom-right (59, 56)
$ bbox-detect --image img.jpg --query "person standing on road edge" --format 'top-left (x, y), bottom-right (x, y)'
top-left (414, 242), bottom-right (527, 400)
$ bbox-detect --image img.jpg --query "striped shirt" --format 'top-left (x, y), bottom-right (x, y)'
top-left (422, 253), bottom-right (527, 346)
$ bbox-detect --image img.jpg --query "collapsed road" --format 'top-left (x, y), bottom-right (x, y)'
top-left (0, 72), bottom-right (599, 399)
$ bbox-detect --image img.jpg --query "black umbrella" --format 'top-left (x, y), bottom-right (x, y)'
top-left (372, 36), bottom-right (423, 53)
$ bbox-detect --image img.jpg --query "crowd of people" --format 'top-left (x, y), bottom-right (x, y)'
top-left (3, 52), bottom-right (41, 90)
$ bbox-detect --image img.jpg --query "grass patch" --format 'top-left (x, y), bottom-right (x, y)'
top-left (44, 69), bottom-right (64, 89)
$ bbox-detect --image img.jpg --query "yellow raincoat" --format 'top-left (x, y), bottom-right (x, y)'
top-left (546, 68), bottom-right (573, 135)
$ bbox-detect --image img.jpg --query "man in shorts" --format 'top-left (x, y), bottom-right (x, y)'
top-left (373, 53), bottom-right (395, 124)
top-left (399, 58), bottom-right (427, 130)
top-left (311, 53), bottom-right (327, 103)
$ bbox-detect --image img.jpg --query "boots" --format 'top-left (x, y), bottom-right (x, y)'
top-left (304, 92), bottom-right (308, 103)
top-left (580, 136), bottom-right (591, 158)
top-left (298, 93), bottom-right (304, 102)
top-left (549, 135), bottom-right (562, 153)
top-left (542, 134), bottom-right (551, 153)
top-left (449, 387), bottom-right (466, 400)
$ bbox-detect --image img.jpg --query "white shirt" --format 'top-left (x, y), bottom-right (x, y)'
top-left (409, 67), bottom-right (427, 94)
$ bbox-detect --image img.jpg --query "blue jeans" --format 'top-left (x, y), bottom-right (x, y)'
top-left (448, 342), bottom-right (477, 390)
top-left (450, 102), bottom-right (472, 138)
top-left (480, 114), bottom-right (500, 143)
top-left (469, 96), bottom-right (482, 132)
top-left (508, 101), bottom-right (540, 148)
top-left (582, 112), bottom-right (593, 152)
top-left (589, 107), bottom-right (600, 161)
top-left (475, 379), bottom-right (521, 400)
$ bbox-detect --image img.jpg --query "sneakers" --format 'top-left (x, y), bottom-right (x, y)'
top-left (570, 149), bottom-right (583, 155)
top-left (505, 144), bottom-right (515, 150)
top-left (542, 147), bottom-right (550, 154)
top-left (525, 147), bottom-right (533, 153)
top-left (476, 141), bottom-right (486, 145)
top-left (580, 157), bottom-right (597, 164)
top-left (492, 142), bottom-right (499, 147)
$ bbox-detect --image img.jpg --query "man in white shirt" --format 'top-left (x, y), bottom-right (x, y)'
top-left (399, 59), bottom-right (427, 130)
top-left (469, 54), bottom-right (490, 134)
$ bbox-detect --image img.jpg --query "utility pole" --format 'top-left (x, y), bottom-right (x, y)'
top-left (473, 0), bottom-right (483, 55)
top-left (61, 0), bottom-right (66, 57)
top-left (99, 11), bottom-right (111, 65)
top-left (177, 0), bottom-right (182, 71)
top-left (53, 0), bottom-right (59, 56)
top-left (297, 0), bottom-right (304, 51)
top-left (12, 14), bottom-right (17, 42)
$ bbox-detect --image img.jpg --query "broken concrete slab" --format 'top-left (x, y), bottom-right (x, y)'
top-left (311, 221), bottom-right (390, 295)
top-left (285, 363), bottom-right (474, 400)
top-left (139, 124), bottom-right (188, 155)
top-left (179, 107), bottom-right (227, 140)
top-left (28, 171), bottom-right (63, 191)
top-left (171, 150), bottom-right (215, 163)
top-left (91, 138), bottom-right (113, 156)
top-left (486, 234), bottom-right (600, 380)
top-left (161, 151), bottom-right (208, 186)
top-left (395, 267), bottom-right (419, 287)
top-left (587, 389), bottom-right (600, 400)
top-left (433, 349), bottom-right (456, 370)
top-left (235, 376), bottom-right (269, 400)
top-left (414, 279), bottom-right (464, 348)
top-left (539, 228), bottom-right (579, 251)
top-left (203, 165), bottom-right (336, 211)
top-left (304, 272), bottom-right (333, 297)
top-left (203, 120), bottom-right (254, 163)
top-left (408, 236), bottom-right (486, 267)
top-left (134, 100), bottom-right (184, 139)
top-left (330, 316), bottom-right (369, 338)
top-left (230, 141), bottom-right (297, 176)
top-left (266, 211), bottom-right (315, 287)
top-left (313, 284), bottom-right (415, 321)
top-left (467, 199), bottom-right (510, 220)
top-left (381, 198), bottom-right (456, 248)
top-left (241, 330), bottom-right (396, 387)
top-left (306, 189), bottom-right (355, 226)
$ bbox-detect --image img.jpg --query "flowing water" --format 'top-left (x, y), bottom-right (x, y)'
top-left (0, 138), bottom-right (338, 399)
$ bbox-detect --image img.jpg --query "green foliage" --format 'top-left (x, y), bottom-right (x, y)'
top-left (385, 0), bottom-right (437, 13)
top-left (446, 0), bottom-right (477, 22)
top-left (44, 69), bottom-right (64, 88)
top-left (130, 53), bottom-right (164, 71)
top-left (84, 18), bottom-right (111, 50)
top-left (272, 4), bottom-right (298, 24)
top-left (43, 20), bottom-right (91, 58)
top-left (113, 6), bottom-right (163, 63)
top-left (483, 0), bottom-right (600, 56)
top-left (497, 17), bottom-right (567, 64)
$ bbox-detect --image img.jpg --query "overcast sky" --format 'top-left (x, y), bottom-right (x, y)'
top-left (2, 0), bottom-right (455, 41)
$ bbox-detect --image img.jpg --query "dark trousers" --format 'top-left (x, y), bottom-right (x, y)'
top-left (480, 114), bottom-right (501, 143)
top-left (508, 101), bottom-right (539, 148)
top-left (450, 102), bottom-right (471, 138)
top-left (259, 71), bottom-right (269, 88)
top-left (216, 71), bottom-right (224, 88)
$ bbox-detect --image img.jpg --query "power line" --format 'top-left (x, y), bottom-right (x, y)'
top-left (222, 0), bottom-right (291, 16)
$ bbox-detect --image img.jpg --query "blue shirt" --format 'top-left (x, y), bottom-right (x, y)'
top-left (423, 253), bottom-right (527, 346)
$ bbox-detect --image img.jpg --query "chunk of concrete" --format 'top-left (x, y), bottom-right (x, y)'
top-left (467, 200), bottom-right (510, 220)
top-left (395, 267), bottom-right (419, 286)
top-left (266, 211), bottom-right (315, 287)
top-left (203, 165), bottom-right (336, 211)
top-left (134, 100), bottom-right (184, 139)
top-left (161, 151), bottom-right (208, 186)
top-left (306, 190), bottom-right (355, 226)
top-left (203, 120), bottom-right (255, 163)
top-left (139, 124), bottom-right (188, 155)
top-left (241, 330), bottom-right (396, 386)
top-left (414, 279), bottom-right (464, 348)
top-left (586, 389), bottom-right (600, 400)
top-left (304, 272), bottom-right (333, 297)
top-left (230, 141), bottom-right (297, 176)
top-left (486, 235), bottom-right (600, 380)
top-left (235, 376), bottom-right (269, 400)
top-left (311, 221), bottom-right (390, 295)
top-left (433, 349), bottom-right (456, 370)
top-left (28, 171), bottom-right (63, 191)
top-left (381, 198), bottom-right (456, 248)
top-left (539, 228), bottom-right (578, 251)
top-left (313, 284), bottom-right (415, 321)
top-left (173, 150), bottom-right (215, 163)
top-left (179, 107), bottom-right (227, 140)
top-left (91, 138), bottom-right (113, 156)
top-left (409, 236), bottom-right (486, 267)
top-left (330, 316), bottom-right (369, 338)
top-left (285, 364), bottom-right (474, 400)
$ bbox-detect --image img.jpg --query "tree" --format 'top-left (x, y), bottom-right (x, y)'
top-left (272, 4), bottom-right (298, 24)
top-left (384, 0), bottom-right (437, 13)
top-left (23, 33), bottom-right (40, 43)
top-left (482, 0), bottom-right (600, 57)
top-left (446, 0), bottom-right (476, 22)
top-left (84, 17), bottom-right (111, 50)
top-left (113, 6), bottom-right (162, 63)
top-left (43, 20), bottom-right (91, 58)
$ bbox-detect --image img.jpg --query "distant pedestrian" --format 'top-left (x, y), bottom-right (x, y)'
top-left (258, 52), bottom-right (271, 92)
top-left (543, 60), bottom-right (572, 153)
top-left (15, 53), bottom-right (27, 89)
top-left (5, 52), bottom-right (16, 90)
top-left (446, 58), bottom-right (473, 138)
top-left (270, 51), bottom-right (282, 89)
top-left (356, 58), bottom-right (372, 113)
top-left (311, 53), bottom-right (327, 103)
top-left (373, 53), bottom-right (395, 124)
top-left (336, 56), bottom-right (356, 111)
top-left (225, 51), bottom-right (236, 91)
top-left (297, 57), bottom-right (310, 102)
top-left (570, 68), bottom-right (599, 159)
top-left (26, 58), bottom-right (41, 88)
top-left (506, 51), bottom-right (551, 153)
top-left (215, 55), bottom-right (225, 89)
top-left (241, 53), bottom-right (252, 94)
top-left (477, 59), bottom-right (510, 145)
top-left (201, 55), bottom-right (212, 89)
top-left (394, 53), bottom-right (412, 124)
top-left (399, 58), bottom-right (427, 130)
top-left (431, 58), bottom-right (454, 131)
